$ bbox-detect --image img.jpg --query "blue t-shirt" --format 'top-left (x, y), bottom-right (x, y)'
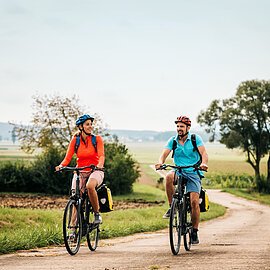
top-left (165, 133), bottom-right (204, 173)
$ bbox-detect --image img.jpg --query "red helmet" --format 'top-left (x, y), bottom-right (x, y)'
top-left (174, 115), bottom-right (191, 126)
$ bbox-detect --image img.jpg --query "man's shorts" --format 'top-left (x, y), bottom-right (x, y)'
top-left (71, 170), bottom-right (104, 193)
top-left (169, 170), bottom-right (201, 194)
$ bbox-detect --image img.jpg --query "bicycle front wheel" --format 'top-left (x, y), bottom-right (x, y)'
top-left (63, 199), bottom-right (82, 255)
top-left (183, 195), bottom-right (192, 251)
top-left (86, 222), bottom-right (99, 251)
top-left (86, 200), bottom-right (99, 251)
top-left (169, 198), bottom-right (183, 255)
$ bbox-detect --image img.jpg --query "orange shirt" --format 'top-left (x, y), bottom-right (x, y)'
top-left (60, 135), bottom-right (105, 169)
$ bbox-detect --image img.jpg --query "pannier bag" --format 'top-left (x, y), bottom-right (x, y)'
top-left (97, 184), bottom-right (113, 213)
top-left (199, 188), bottom-right (209, 212)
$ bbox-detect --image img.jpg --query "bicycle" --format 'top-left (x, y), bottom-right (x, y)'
top-left (157, 163), bottom-right (204, 255)
top-left (56, 165), bottom-right (104, 255)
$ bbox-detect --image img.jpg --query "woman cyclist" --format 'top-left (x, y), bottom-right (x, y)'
top-left (55, 114), bottom-right (105, 225)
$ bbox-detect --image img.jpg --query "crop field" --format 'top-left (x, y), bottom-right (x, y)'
top-left (0, 142), bottom-right (37, 161)
top-left (125, 141), bottom-right (267, 176)
top-left (0, 141), bottom-right (267, 175)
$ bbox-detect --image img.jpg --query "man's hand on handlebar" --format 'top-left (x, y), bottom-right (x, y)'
top-left (155, 164), bottom-right (168, 170)
top-left (155, 163), bottom-right (208, 172)
top-left (199, 163), bottom-right (208, 172)
top-left (155, 163), bottom-right (163, 170)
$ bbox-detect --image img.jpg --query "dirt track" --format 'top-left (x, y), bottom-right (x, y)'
top-left (1, 190), bottom-right (270, 270)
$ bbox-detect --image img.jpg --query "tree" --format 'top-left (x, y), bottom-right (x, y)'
top-left (12, 94), bottom-right (106, 153)
top-left (197, 80), bottom-right (270, 192)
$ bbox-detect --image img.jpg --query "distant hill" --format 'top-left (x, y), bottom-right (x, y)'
top-left (0, 122), bottom-right (210, 143)
top-left (109, 128), bottom-right (210, 143)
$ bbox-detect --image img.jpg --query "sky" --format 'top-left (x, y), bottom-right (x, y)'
top-left (1, 0), bottom-right (270, 131)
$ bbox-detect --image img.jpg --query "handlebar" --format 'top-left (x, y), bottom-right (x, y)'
top-left (156, 164), bottom-right (207, 172)
top-left (55, 165), bottom-right (104, 173)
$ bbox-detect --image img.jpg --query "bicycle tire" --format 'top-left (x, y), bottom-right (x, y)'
top-left (183, 195), bottom-right (192, 251)
top-left (86, 199), bottom-right (99, 251)
top-left (63, 199), bottom-right (82, 255)
top-left (169, 198), bottom-right (183, 255)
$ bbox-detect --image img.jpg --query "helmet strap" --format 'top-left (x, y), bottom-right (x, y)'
top-left (78, 127), bottom-right (91, 136)
top-left (82, 128), bottom-right (91, 136)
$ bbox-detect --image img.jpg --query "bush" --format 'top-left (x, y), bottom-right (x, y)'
top-left (205, 172), bottom-right (256, 189)
top-left (0, 140), bottom-right (140, 196)
top-left (104, 140), bottom-right (140, 195)
top-left (0, 161), bottom-right (34, 192)
top-left (0, 147), bottom-right (70, 194)
top-left (30, 147), bottom-right (72, 194)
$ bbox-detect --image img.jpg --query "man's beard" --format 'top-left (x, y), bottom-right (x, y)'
top-left (178, 131), bottom-right (189, 139)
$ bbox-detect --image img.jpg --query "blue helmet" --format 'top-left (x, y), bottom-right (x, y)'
top-left (75, 114), bottom-right (94, 126)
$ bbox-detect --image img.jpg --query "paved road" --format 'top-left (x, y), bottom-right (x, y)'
top-left (1, 190), bottom-right (270, 270)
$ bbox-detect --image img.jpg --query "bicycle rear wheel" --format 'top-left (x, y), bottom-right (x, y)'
top-left (183, 196), bottom-right (192, 251)
top-left (86, 200), bottom-right (99, 251)
top-left (63, 199), bottom-right (82, 255)
top-left (169, 198), bottom-right (183, 255)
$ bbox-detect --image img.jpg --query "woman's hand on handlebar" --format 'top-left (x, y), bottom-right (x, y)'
top-left (96, 163), bottom-right (105, 171)
top-left (96, 166), bottom-right (105, 171)
top-left (55, 165), bottom-right (63, 172)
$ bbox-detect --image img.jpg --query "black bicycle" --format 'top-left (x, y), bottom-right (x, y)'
top-left (57, 165), bottom-right (103, 255)
top-left (157, 163), bottom-right (203, 255)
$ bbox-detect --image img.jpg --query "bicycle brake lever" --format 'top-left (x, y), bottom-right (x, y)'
top-left (159, 165), bottom-right (167, 170)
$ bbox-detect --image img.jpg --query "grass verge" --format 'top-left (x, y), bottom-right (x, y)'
top-left (0, 208), bottom-right (62, 254)
top-left (113, 182), bottom-right (166, 202)
top-left (0, 201), bottom-right (223, 254)
top-left (0, 183), bottom-right (225, 255)
top-left (222, 188), bottom-right (270, 206)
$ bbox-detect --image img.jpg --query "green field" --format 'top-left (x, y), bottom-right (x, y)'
top-left (125, 141), bottom-right (267, 175)
top-left (0, 142), bottom-right (37, 161)
top-left (0, 141), bottom-right (267, 175)
top-left (0, 141), bottom-right (267, 186)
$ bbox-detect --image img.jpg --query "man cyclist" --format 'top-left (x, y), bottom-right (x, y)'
top-left (55, 114), bottom-right (105, 225)
top-left (155, 115), bottom-right (208, 244)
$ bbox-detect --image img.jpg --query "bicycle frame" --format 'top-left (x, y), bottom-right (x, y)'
top-left (174, 172), bottom-right (192, 234)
